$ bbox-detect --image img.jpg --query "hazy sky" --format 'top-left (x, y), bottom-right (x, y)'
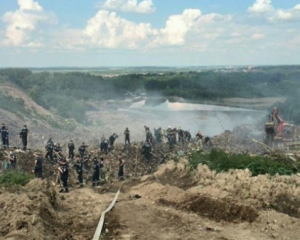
top-left (0, 0), bottom-right (300, 67)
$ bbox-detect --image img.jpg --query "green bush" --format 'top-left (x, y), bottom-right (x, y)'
top-left (0, 171), bottom-right (34, 186)
top-left (188, 149), bottom-right (298, 176)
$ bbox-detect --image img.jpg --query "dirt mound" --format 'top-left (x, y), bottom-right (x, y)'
top-left (159, 194), bottom-right (259, 223)
top-left (0, 178), bottom-right (115, 240)
top-left (0, 179), bottom-right (58, 239)
top-left (130, 172), bottom-right (258, 223)
top-left (271, 193), bottom-right (300, 218)
top-left (128, 159), bottom-right (300, 224)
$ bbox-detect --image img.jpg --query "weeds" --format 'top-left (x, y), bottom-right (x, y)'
top-left (188, 149), bottom-right (298, 176)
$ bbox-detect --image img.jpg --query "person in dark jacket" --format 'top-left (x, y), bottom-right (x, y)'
top-left (1, 124), bottom-right (9, 149)
top-left (100, 139), bottom-right (109, 154)
top-left (92, 158), bottom-right (103, 187)
top-left (118, 157), bottom-right (125, 181)
top-left (124, 128), bottom-right (130, 145)
top-left (78, 142), bottom-right (88, 158)
top-left (184, 131), bottom-right (191, 142)
top-left (74, 155), bottom-right (84, 187)
top-left (58, 159), bottom-right (69, 193)
top-left (142, 141), bottom-right (152, 162)
top-left (68, 140), bottom-right (75, 160)
top-left (154, 128), bottom-right (162, 142)
top-left (34, 152), bottom-right (43, 179)
top-left (19, 125), bottom-right (29, 150)
top-left (109, 133), bottom-right (118, 147)
top-left (178, 128), bottom-right (184, 143)
top-left (45, 138), bottom-right (54, 163)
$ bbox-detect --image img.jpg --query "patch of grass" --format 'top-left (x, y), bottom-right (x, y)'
top-left (188, 149), bottom-right (298, 176)
top-left (0, 171), bottom-right (34, 186)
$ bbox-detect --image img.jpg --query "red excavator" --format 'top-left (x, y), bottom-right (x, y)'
top-left (271, 107), bottom-right (297, 144)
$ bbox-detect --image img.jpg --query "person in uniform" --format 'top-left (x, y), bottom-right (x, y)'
top-left (45, 138), bottom-right (54, 163)
top-left (34, 152), bottom-right (43, 179)
top-left (124, 128), bottom-right (130, 145)
top-left (100, 139), bottom-right (109, 154)
top-left (118, 157), bottom-right (125, 181)
top-left (19, 125), bottom-right (29, 150)
top-left (58, 159), bottom-right (69, 193)
top-left (109, 133), bottom-right (118, 147)
top-left (78, 142), bottom-right (88, 158)
top-left (184, 130), bottom-right (191, 142)
top-left (92, 158), bottom-right (100, 187)
top-left (68, 140), bottom-right (75, 160)
top-left (1, 124), bottom-right (9, 149)
top-left (142, 141), bottom-right (152, 162)
top-left (74, 155), bottom-right (84, 187)
top-left (178, 128), bottom-right (184, 143)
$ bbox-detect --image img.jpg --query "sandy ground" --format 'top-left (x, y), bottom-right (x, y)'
top-left (2, 158), bottom-right (300, 240)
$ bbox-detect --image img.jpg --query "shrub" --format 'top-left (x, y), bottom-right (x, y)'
top-left (0, 171), bottom-right (34, 186)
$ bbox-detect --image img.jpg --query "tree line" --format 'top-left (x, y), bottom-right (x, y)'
top-left (0, 66), bottom-right (300, 124)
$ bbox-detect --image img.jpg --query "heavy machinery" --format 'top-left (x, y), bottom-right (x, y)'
top-left (270, 107), bottom-right (297, 147)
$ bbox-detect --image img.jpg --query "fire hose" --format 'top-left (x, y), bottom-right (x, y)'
top-left (92, 181), bottom-right (125, 240)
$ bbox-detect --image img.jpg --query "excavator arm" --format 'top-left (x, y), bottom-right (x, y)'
top-left (271, 107), bottom-right (285, 137)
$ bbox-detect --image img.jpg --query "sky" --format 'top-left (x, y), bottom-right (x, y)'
top-left (0, 0), bottom-right (300, 67)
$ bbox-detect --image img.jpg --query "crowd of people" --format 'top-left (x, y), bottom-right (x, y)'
top-left (1, 123), bottom-right (211, 193)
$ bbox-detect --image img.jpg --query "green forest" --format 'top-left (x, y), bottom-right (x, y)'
top-left (0, 66), bottom-right (300, 125)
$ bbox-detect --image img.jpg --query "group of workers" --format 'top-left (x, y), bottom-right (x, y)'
top-left (0, 124), bottom-right (29, 150)
top-left (34, 140), bottom-right (126, 193)
top-left (1, 122), bottom-right (210, 193)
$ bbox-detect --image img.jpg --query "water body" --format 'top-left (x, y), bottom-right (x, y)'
top-left (125, 100), bottom-right (266, 137)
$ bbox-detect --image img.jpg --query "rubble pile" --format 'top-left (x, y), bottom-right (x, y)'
top-left (212, 125), bottom-right (264, 153)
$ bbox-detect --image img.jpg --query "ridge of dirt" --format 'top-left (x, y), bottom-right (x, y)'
top-left (0, 84), bottom-right (55, 118)
top-left (159, 194), bottom-right (259, 223)
top-left (0, 178), bottom-right (118, 240)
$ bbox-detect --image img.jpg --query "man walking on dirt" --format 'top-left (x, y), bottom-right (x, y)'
top-left (1, 123), bottom-right (9, 149)
top-left (58, 159), bottom-right (69, 193)
top-left (74, 155), bottom-right (84, 187)
top-left (19, 125), bottom-right (29, 150)
top-left (92, 157), bottom-right (101, 187)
